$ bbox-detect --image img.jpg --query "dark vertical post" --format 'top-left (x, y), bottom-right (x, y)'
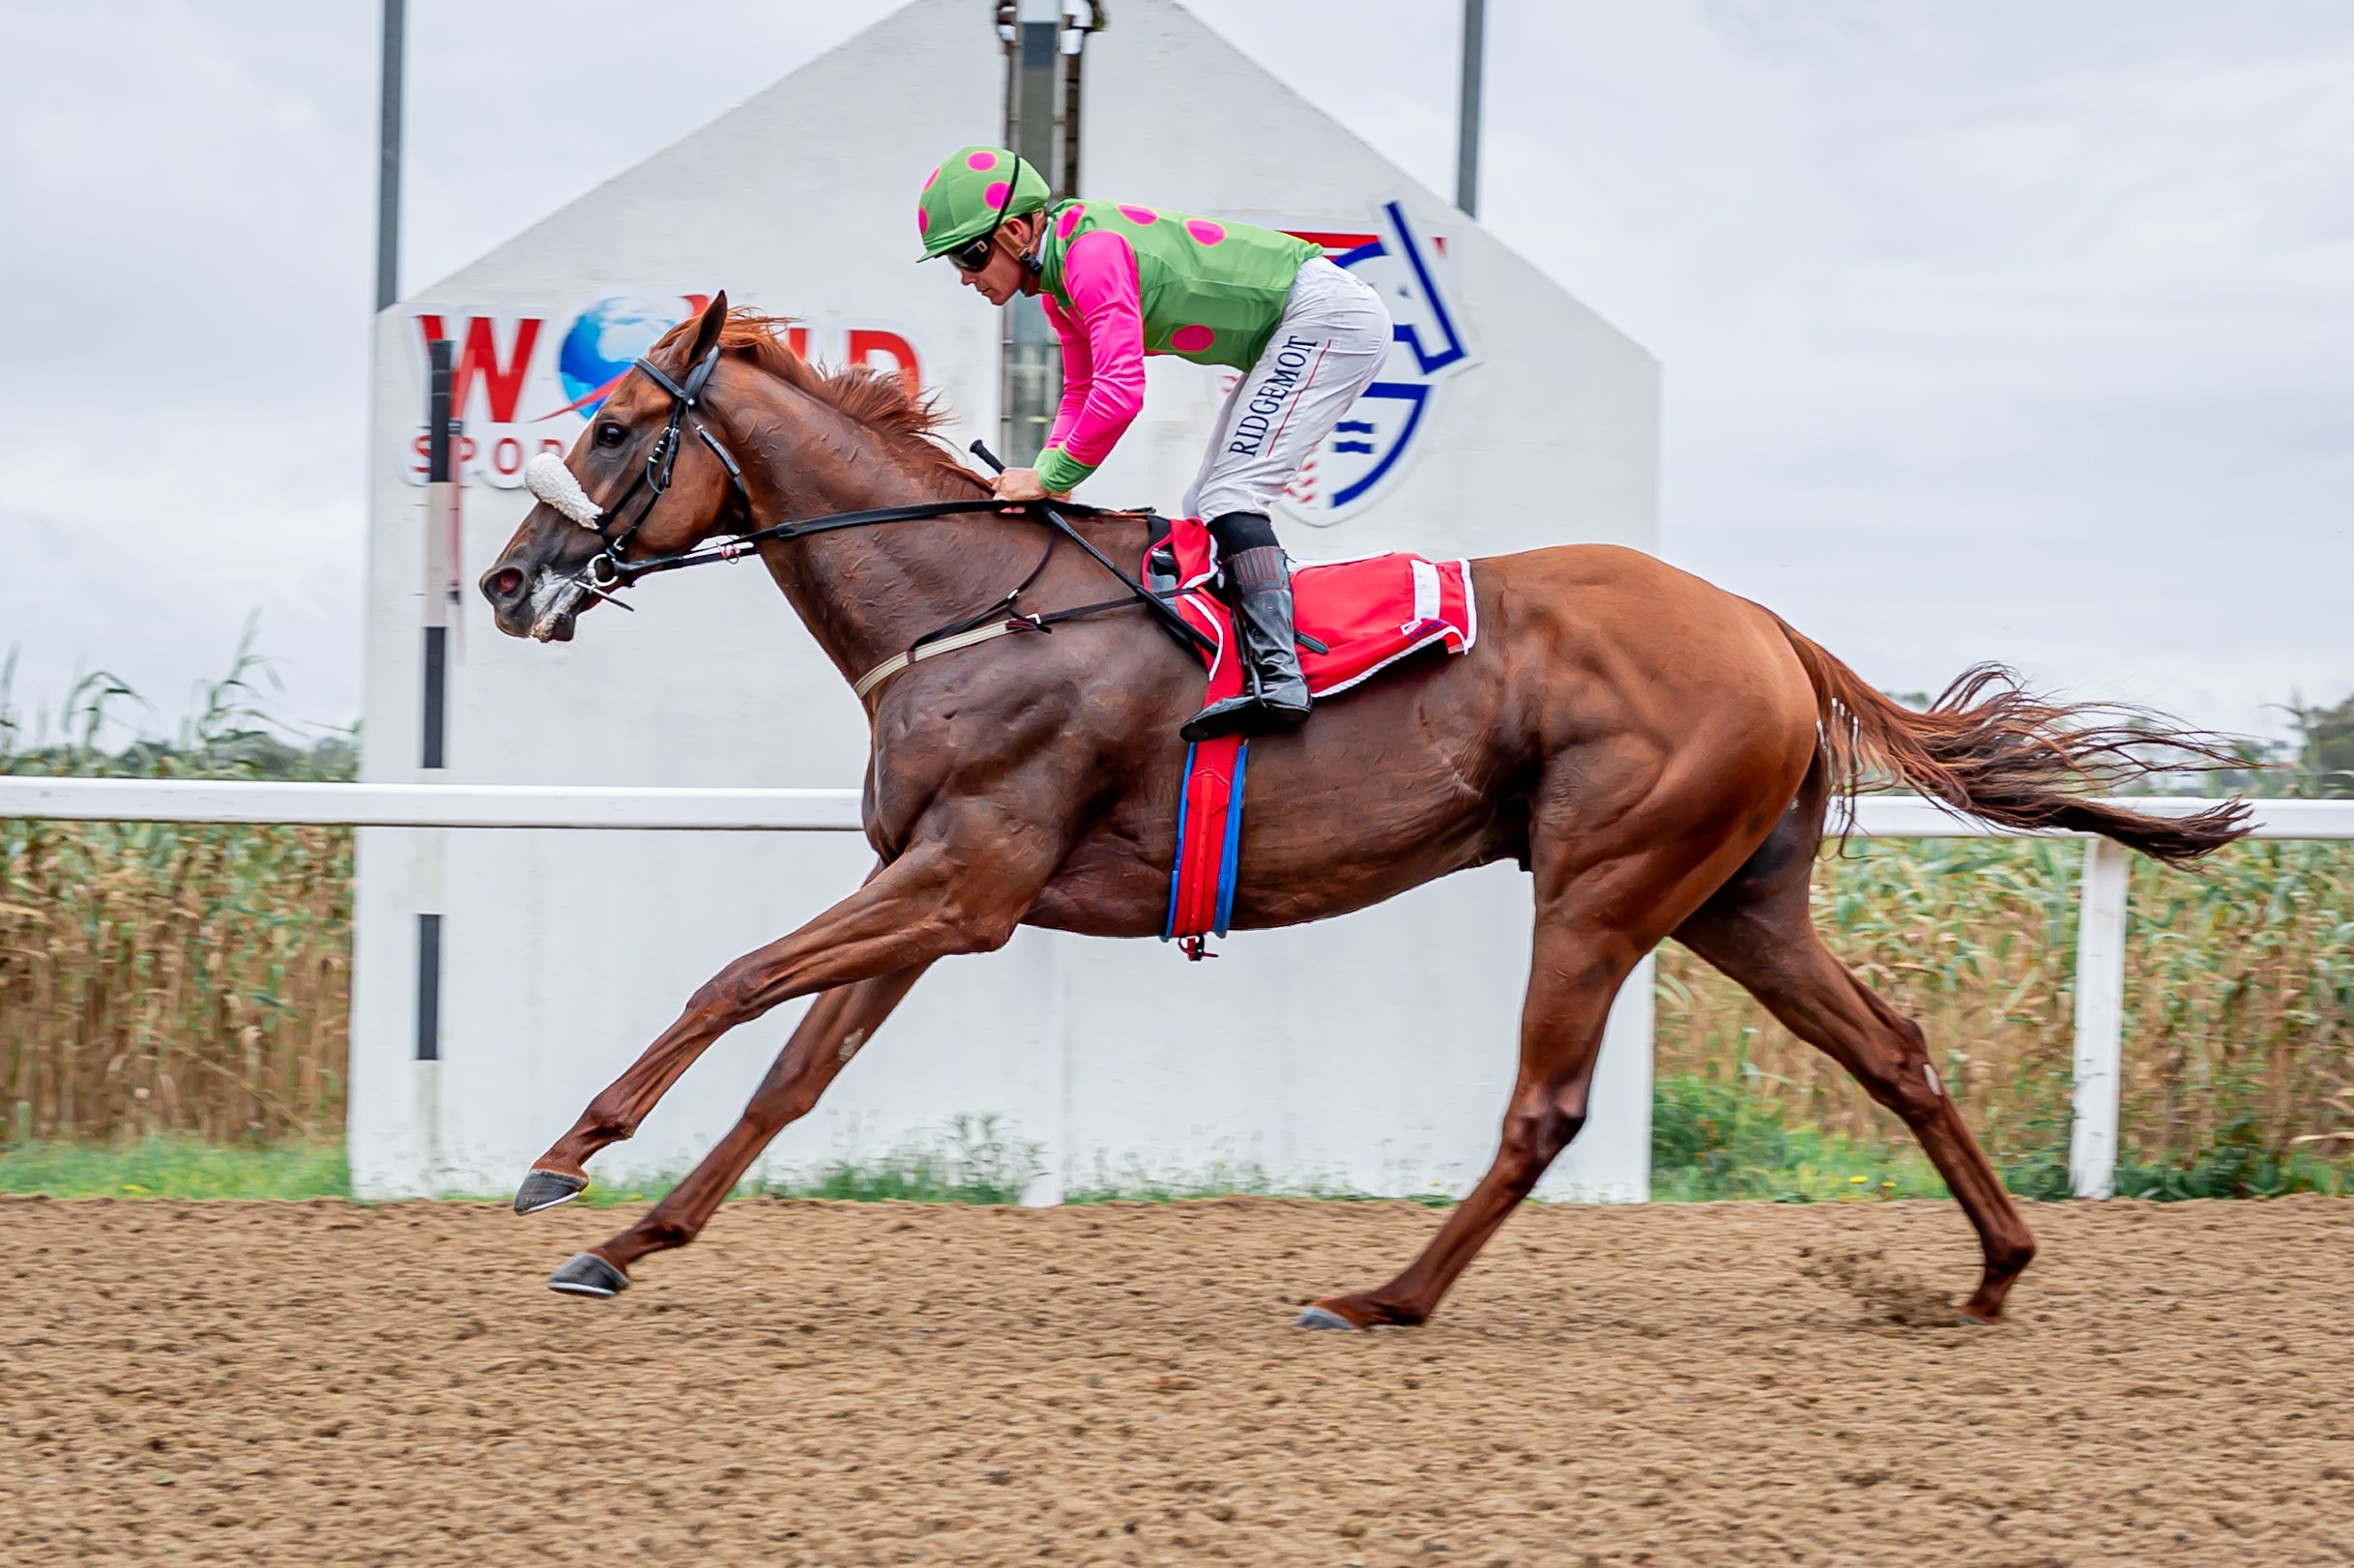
top-left (1061, 15), bottom-right (1086, 197)
top-left (421, 337), bottom-right (451, 770)
top-left (1000, 4), bottom-right (1065, 467)
top-left (415, 914), bottom-right (442, 1060)
top-left (375, 0), bottom-right (405, 312)
top-left (417, 334), bottom-right (450, 1065)
top-left (1456, 0), bottom-right (1487, 218)
top-left (425, 337), bottom-right (452, 478)
top-left (1013, 15), bottom-right (1059, 160)
top-left (420, 629), bottom-right (446, 769)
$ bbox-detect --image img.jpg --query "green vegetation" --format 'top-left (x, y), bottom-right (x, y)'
top-left (0, 1118), bottom-right (1040, 1206)
top-left (4, 1095), bottom-right (2346, 1205)
top-left (2, 635), bottom-right (355, 1146)
top-left (2279, 689), bottom-right (2354, 798)
top-left (0, 1136), bottom-right (351, 1200)
top-left (1653, 833), bottom-right (2354, 1197)
top-left (749, 1113), bottom-right (1041, 1204)
top-left (1647, 1072), bottom-right (1948, 1202)
top-left (1647, 1070), bottom-right (2350, 1203)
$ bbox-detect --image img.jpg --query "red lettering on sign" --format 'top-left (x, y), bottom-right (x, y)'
top-left (416, 315), bottom-right (543, 424)
top-left (846, 329), bottom-right (922, 396)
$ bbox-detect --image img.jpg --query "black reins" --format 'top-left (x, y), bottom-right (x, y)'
top-left (567, 345), bottom-right (1213, 660)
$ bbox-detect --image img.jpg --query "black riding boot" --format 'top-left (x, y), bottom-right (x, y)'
top-left (1181, 541), bottom-right (1312, 742)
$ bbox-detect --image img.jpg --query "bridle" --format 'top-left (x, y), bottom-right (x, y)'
top-left (577, 342), bottom-right (752, 593)
top-left (525, 341), bottom-right (1215, 683)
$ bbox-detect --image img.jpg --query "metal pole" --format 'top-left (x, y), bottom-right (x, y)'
top-left (421, 337), bottom-right (452, 770)
top-left (416, 334), bottom-right (452, 1076)
top-left (1456, 0), bottom-right (1486, 217)
top-left (1000, 0), bottom-right (1071, 467)
top-left (374, 0), bottom-right (405, 311)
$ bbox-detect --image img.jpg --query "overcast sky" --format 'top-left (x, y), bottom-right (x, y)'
top-left (2, 0), bottom-right (2347, 745)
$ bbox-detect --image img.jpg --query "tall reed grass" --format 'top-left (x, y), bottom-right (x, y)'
top-left (1, 641), bottom-right (353, 1144)
top-left (1656, 835), bottom-right (2354, 1191)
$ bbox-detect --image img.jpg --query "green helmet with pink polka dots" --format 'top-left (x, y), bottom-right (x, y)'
top-left (916, 145), bottom-right (1053, 261)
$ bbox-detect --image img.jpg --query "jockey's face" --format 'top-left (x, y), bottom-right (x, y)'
top-left (958, 215), bottom-right (1042, 306)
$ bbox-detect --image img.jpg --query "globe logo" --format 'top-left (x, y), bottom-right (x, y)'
top-left (555, 297), bottom-right (684, 417)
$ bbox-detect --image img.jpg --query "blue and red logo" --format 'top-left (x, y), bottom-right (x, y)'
top-left (1274, 200), bottom-right (1479, 527)
top-left (551, 295), bottom-right (707, 418)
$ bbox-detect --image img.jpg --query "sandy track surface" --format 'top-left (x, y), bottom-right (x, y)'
top-left (2, 1195), bottom-right (2349, 1565)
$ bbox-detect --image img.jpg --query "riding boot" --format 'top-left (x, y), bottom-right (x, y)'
top-left (1180, 544), bottom-right (1313, 742)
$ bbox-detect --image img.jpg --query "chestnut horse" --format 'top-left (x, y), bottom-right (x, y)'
top-left (480, 295), bottom-right (2246, 1327)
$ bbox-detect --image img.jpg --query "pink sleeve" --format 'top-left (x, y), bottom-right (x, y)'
top-left (1040, 293), bottom-right (1092, 452)
top-left (1042, 229), bottom-right (1147, 468)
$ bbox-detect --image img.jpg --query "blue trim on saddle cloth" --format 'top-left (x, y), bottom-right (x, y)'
top-left (1213, 740), bottom-right (1248, 936)
top-left (1162, 741), bottom-right (1197, 943)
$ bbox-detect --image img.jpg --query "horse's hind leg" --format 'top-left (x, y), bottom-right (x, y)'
top-left (1299, 768), bottom-right (1753, 1330)
top-left (1299, 909), bottom-right (1645, 1330)
top-left (545, 964), bottom-right (931, 1296)
top-left (1670, 801), bottom-right (2036, 1322)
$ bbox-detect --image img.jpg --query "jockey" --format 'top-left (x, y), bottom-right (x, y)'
top-left (917, 145), bottom-right (1393, 741)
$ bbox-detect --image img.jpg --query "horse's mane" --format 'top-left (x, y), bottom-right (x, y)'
top-left (652, 308), bottom-right (982, 492)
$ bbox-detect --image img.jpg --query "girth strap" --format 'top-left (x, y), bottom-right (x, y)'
top-left (850, 590), bottom-right (1159, 701)
top-left (853, 619), bottom-right (1040, 700)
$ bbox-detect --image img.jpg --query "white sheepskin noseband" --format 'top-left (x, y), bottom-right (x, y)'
top-left (524, 453), bottom-right (603, 530)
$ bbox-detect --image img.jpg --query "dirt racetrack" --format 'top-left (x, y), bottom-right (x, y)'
top-left (3, 1195), bottom-right (2350, 1566)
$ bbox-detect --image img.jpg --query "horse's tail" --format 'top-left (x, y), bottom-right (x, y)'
top-left (1773, 620), bottom-right (2252, 866)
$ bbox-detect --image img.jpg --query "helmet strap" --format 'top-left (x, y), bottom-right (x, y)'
top-left (1010, 212), bottom-right (1044, 276)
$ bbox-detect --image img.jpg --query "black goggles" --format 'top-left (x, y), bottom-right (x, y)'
top-left (947, 156), bottom-right (1028, 272)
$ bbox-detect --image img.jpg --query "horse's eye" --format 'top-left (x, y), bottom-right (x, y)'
top-left (595, 422), bottom-right (626, 449)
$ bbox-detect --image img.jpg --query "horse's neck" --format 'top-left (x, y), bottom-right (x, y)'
top-left (741, 398), bottom-right (1034, 686)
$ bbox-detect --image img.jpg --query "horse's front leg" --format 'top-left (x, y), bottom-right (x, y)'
top-left (515, 859), bottom-right (889, 1212)
top-left (520, 830), bottom-right (1046, 1208)
top-left (544, 962), bottom-right (933, 1296)
top-left (519, 809), bottom-right (1065, 1290)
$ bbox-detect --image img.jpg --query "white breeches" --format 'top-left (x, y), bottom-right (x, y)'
top-left (1181, 256), bottom-right (1392, 522)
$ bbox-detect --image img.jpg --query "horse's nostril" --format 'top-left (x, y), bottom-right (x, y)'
top-left (492, 567), bottom-right (525, 600)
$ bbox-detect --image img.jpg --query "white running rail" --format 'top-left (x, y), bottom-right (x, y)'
top-left (6, 776), bottom-right (2346, 1200)
top-left (0, 777), bottom-right (866, 831)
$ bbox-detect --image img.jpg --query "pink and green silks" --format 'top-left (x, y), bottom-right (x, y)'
top-left (1031, 200), bottom-right (1322, 496)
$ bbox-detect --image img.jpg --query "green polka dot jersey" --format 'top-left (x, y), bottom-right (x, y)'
top-left (1038, 200), bottom-right (1323, 371)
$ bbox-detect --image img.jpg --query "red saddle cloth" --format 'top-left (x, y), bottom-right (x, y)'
top-left (1151, 516), bottom-right (1478, 954)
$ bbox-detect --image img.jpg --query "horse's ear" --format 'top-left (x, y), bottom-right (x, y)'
top-left (686, 290), bottom-right (728, 362)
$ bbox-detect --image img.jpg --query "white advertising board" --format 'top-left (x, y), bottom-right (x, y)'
top-left (355, 0), bottom-right (1661, 1204)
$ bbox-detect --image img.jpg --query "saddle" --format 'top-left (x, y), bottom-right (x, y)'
top-left (1146, 516), bottom-right (1478, 956)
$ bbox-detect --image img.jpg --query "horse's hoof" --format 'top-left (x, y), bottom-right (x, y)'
top-left (1955, 1308), bottom-right (2000, 1328)
top-left (1294, 1304), bottom-right (1361, 1331)
top-left (513, 1170), bottom-right (587, 1215)
top-left (547, 1252), bottom-right (628, 1298)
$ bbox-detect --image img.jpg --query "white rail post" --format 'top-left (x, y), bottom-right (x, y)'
top-left (1016, 931), bottom-right (1067, 1207)
top-left (2068, 837), bottom-right (2131, 1199)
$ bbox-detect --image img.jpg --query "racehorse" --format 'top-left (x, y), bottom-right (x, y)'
top-left (480, 294), bottom-right (2248, 1327)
